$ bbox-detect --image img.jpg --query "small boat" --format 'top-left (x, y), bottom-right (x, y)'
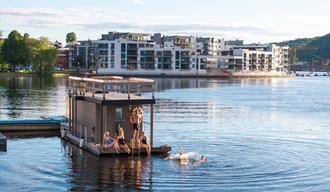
top-left (61, 75), bottom-right (171, 156)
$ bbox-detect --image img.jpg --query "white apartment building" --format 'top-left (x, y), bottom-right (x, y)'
top-left (69, 31), bottom-right (289, 75)
top-left (222, 44), bottom-right (289, 71)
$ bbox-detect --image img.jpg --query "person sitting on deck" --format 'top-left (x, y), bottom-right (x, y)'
top-left (138, 131), bottom-right (151, 155)
top-left (115, 127), bottom-right (131, 154)
top-left (103, 131), bottom-right (120, 153)
top-left (130, 107), bottom-right (143, 142)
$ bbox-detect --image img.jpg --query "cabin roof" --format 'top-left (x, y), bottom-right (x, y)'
top-left (68, 76), bottom-right (155, 103)
top-left (69, 76), bottom-right (154, 85)
top-left (75, 92), bottom-right (155, 105)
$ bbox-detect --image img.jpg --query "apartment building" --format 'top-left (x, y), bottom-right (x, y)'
top-left (69, 31), bottom-right (289, 75)
top-left (221, 44), bottom-right (289, 71)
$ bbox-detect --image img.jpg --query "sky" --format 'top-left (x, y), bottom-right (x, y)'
top-left (0, 0), bottom-right (329, 44)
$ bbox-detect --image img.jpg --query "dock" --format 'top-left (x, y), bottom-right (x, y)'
top-left (61, 129), bottom-right (170, 156)
top-left (0, 117), bottom-right (66, 132)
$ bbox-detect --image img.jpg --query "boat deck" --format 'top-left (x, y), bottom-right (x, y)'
top-left (62, 129), bottom-right (170, 156)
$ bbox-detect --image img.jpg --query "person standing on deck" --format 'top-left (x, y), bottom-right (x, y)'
top-left (130, 107), bottom-right (143, 142)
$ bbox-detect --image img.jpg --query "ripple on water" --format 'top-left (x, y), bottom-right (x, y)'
top-left (0, 77), bottom-right (329, 191)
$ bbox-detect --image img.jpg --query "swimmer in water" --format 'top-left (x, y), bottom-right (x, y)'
top-left (166, 147), bottom-right (207, 165)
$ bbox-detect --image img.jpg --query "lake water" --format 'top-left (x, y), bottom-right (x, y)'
top-left (0, 76), bottom-right (329, 191)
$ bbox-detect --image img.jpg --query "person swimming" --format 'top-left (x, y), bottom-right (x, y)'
top-left (167, 147), bottom-right (206, 165)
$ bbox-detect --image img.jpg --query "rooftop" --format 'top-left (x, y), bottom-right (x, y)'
top-left (68, 76), bottom-right (155, 104)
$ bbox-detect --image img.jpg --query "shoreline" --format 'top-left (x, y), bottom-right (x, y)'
top-left (0, 71), bottom-right (298, 79)
top-left (93, 74), bottom-right (295, 79)
top-left (0, 72), bottom-right (73, 78)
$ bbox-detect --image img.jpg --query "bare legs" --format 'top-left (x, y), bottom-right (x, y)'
top-left (140, 143), bottom-right (151, 155)
top-left (133, 129), bottom-right (140, 142)
top-left (103, 141), bottom-right (120, 153)
top-left (119, 144), bottom-right (131, 154)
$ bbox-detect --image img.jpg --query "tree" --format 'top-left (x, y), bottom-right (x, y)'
top-left (31, 37), bottom-right (57, 76)
top-left (0, 33), bottom-right (3, 64)
top-left (66, 32), bottom-right (77, 44)
top-left (1, 30), bottom-right (25, 71)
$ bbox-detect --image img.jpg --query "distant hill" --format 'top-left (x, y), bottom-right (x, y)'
top-left (275, 33), bottom-right (330, 62)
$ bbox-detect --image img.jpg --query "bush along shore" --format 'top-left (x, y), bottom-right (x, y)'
top-left (0, 30), bottom-right (57, 76)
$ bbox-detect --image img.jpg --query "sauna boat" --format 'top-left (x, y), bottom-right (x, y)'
top-left (61, 75), bottom-right (171, 156)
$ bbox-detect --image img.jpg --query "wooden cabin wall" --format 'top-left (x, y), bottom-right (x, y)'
top-left (72, 101), bottom-right (145, 144)
top-left (104, 106), bottom-right (115, 137)
top-left (75, 100), bottom-right (98, 142)
top-left (65, 96), bottom-right (69, 118)
top-left (95, 104), bottom-right (103, 143)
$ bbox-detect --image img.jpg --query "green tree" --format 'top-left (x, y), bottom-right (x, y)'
top-left (31, 37), bottom-right (57, 76)
top-left (1, 30), bottom-right (25, 71)
top-left (66, 32), bottom-right (77, 44)
top-left (0, 33), bottom-right (3, 64)
top-left (22, 36), bottom-right (39, 67)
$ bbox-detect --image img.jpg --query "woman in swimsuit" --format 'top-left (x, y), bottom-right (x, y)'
top-left (103, 131), bottom-right (120, 153)
top-left (139, 131), bottom-right (151, 155)
top-left (116, 127), bottom-right (131, 154)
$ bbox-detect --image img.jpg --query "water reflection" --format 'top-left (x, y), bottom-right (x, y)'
top-left (153, 78), bottom-right (291, 92)
top-left (0, 76), bottom-right (329, 191)
top-left (62, 140), bottom-right (153, 191)
top-left (0, 76), bottom-right (67, 119)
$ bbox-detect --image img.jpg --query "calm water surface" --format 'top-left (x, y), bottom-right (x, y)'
top-left (0, 76), bottom-right (329, 191)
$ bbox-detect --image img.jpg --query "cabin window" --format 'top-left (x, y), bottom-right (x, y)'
top-left (115, 108), bottom-right (123, 119)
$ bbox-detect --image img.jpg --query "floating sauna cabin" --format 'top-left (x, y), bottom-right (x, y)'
top-left (61, 76), bottom-right (170, 156)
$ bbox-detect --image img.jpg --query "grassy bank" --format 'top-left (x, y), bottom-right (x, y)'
top-left (0, 70), bottom-right (76, 78)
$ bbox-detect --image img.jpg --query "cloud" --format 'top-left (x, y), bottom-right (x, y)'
top-left (1, 7), bottom-right (292, 43)
top-left (82, 22), bottom-right (288, 37)
top-left (130, 0), bottom-right (145, 4)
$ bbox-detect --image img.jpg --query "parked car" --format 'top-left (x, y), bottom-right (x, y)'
top-left (54, 66), bottom-right (64, 71)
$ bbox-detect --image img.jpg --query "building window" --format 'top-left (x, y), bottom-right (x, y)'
top-left (175, 61), bottom-right (180, 69)
top-left (140, 50), bottom-right (155, 70)
top-left (121, 53), bottom-right (127, 59)
top-left (115, 108), bottom-right (123, 120)
top-left (121, 60), bottom-right (126, 68)
top-left (121, 43), bottom-right (126, 52)
top-left (99, 50), bottom-right (108, 55)
top-left (175, 51), bottom-right (180, 60)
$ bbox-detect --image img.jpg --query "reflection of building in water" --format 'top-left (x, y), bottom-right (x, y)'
top-left (154, 78), bottom-right (201, 91)
top-left (239, 78), bottom-right (289, 88)
top-left (62, 140), bottom-right (153, 191)
top-left (154, 78), bottom-right (232, 92)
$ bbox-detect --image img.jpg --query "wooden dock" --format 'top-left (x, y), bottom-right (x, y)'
top-left (62, 129), bottom-right (170, 157)
top-left (0, 119), bottom-right (61, 132)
